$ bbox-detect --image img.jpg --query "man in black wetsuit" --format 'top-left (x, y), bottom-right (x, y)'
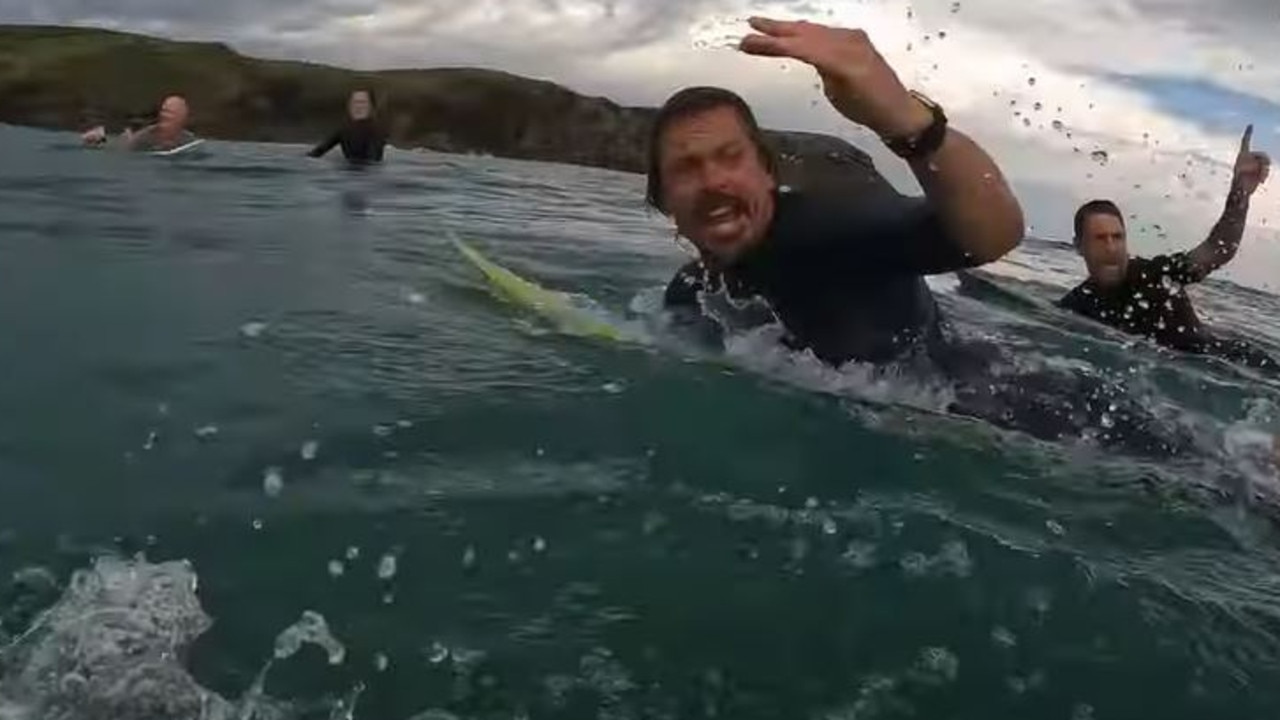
top-left (649, 17), bottom-right (1215, 458)
top-left (1060, 125), bottom-right (1273, 370)
top-left (653, 17), bottom-right (1024, 367)
top-left (308, 90), bottom-right (387, 163)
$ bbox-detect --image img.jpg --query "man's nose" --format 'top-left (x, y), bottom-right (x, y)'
top-left (700, 162), bottom-right (733, 190)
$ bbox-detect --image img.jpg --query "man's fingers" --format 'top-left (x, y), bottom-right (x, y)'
top-left (1240, 123), bottom-right (1254, 153)
top-left (739, 33), bottom-right (803, 60)
top-left (747, 16), bottom-right (803, 37)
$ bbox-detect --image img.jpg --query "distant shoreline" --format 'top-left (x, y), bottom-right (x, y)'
top-left (0, 24), bottom-right (899, 194)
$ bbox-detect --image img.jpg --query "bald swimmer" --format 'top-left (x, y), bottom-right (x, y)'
top-left (81, 95), bottom-right (198, 152)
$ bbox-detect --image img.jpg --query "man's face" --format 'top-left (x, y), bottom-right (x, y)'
top-left (349, 91), bottom-right (373, 120)
top-left (157, 96), bottom-right (189, 131)
top-left (1078, 212), bottom-right (1130, 287)
top-left (657, 106), bottom-right (777, 263)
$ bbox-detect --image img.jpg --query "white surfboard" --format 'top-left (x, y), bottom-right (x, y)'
top-left (150, 138), bottom-right (205, 156)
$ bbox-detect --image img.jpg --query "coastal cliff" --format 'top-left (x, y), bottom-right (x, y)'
top-left (0, 24), bottom-right (897, 193)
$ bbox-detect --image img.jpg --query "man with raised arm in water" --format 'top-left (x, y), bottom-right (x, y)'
top-left (649, 17), bottom-right (1228, 459)
top-left (653, 17), bottom-right (1024, 368)
top-left (81, 95), bottom-right (197, 153)
top-left (1060, 125), bottom-right (1274, 370)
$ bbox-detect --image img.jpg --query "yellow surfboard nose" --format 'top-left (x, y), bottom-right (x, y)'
top-left (448, 233), bottom-right (629, 342)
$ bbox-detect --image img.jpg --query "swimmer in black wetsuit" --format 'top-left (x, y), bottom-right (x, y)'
top-left (651, 18), bottom-right (1216, 459)
top-left (1059, 125), bottom-right (1274, 371)
top-left (308, 89), bottom-right (387, 163)
top-left (654, 18), bottom-right (1024, 364)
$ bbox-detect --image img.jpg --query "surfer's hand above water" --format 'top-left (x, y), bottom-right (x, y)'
top-left (738, 17), bottom-right (929, 139)
top-left (1233, 125), bottom-right (1271, 197)
top-left (81, 126), bottom-right (107, 146)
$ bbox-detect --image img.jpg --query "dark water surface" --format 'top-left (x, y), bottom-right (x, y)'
top-left (3, 125), bottom-right (1280, 719)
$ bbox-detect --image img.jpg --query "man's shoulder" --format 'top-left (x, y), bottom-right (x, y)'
top-left (1057, 280), bottom-right (1093, 309)
top-left (776, 185), bottom-right (914, 218)
top-left (1130, 252), bottom-right (1194, 282)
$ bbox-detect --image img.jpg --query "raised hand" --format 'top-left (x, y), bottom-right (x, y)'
top-left (1233, 124), bottom-right (1271, 196)
top-left (739, 17), bottom-right (929, 139)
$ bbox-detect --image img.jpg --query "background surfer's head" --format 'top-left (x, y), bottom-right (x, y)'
top-left (646, 86), bottom-right (778, 264)
top-left (1074, 199), bottom-right (1129, 287)
top-left (348, 90), bottom-right (375, 120)
top-left (156, 95), bottom-right (189, 132)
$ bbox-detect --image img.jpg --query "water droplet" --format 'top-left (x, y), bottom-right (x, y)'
top-left (602, 381), bottom-right (624, 394)
top-left (406, 291), bottom-right (425, 305)
top-left (263, 467), bottom-right (284, 498)
top-left (1051, 119), bottom-right (1064, 132)
top-left (462, 544), bottom-right (478, 569)
top-left (194, 424), bottom-right (219, 440)
top-left (937, 30), bottom-right (947, 39)
top-left (300, 440), bottom-right (319, 461)
top-left (396, 419), bottom-right (414, 429)
top-left (991, 626), bottom-right (1017, 648)
top-left (382, 592), bottom-right (395, 605)
top-left (346, 545), bottom-right (361, 561)
top-left (328, 560), bottom-right (345, 578)
top-left (427, 641), bottom-right (450, 664)
top-left (372, 424), bottom-right (392, 438)
top-left (240, 321), bottom-right (268, 338)
top-left (1046, 519), bottom-right (1065, 536)
top-left (374, 653), bottom-right (389, 672)
top-left (950, 1), bottom-right (961, 12)
top-left (1089, 149), bottom-right (1109, 165)
top-left (252, 518), bottom-right (264, 531)
top-left (804, 496), bottom-right (820, 510)
top-left (1033, 101), bottom-right (1043, 111)
top-left (1099, 413), bottom-right (1115, 430)
top-left (1027, 76), bottom-right (1036, 86)
top-left (532, 536), bottom-right (547, 554)
top-left (377, 553), bottom-right (398, 580)
top-left (822, 517), bottom-right (838, 535)
top-left (143, 430), bottom-right (159, 451)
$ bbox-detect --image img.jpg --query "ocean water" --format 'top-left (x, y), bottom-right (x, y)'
top-left (2, 123), bottom-right (1280, 719)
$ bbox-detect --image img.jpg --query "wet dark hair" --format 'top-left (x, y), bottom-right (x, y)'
top-left (1073, 199), bottom-right (1124, 246)
top-left (644, 86), bottom-right (777, 214)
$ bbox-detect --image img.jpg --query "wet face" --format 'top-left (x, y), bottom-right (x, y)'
top-left (349, 91), bottom-right (373, 120)
top-left (157, 96), bottom-right (189, 132)
top-left (657, 106), bottom-right (776, 263)
top-left (1077, 212), bottom-right (1129, 287)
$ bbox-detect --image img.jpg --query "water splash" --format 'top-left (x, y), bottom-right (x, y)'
top-left (0, 556), bottom-right (287, 719)
top-left (274, 610), bottom-right (346, 665)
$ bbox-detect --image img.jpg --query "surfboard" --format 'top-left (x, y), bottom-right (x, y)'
top-left (150, 138), bottom-right (205, 157)
top-left (448, 233), bottom-right (633, 342)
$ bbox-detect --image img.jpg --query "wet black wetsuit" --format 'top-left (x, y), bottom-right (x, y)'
top-left (308, 119), bottom-right (386, 163)
top-left (665, 188), bottom-right (1198, 458)
top-left (665, 188), bottom-right (973, 365)
top-left (1059, 252), bottom-right (1278, 371)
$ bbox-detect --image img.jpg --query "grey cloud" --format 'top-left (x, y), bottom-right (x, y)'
top-left (0, 0), bottom-right (731, 58)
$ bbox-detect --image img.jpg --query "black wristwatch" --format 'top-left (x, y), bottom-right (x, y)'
top-left (882, 90), bottom-right (948, 160)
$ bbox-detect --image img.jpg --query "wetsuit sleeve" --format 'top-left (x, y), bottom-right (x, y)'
top-left (373, 128), bottom-right (387, 161)
top-left (814, 193), bottom-right (984, 276)
top-left (663, 262), bottom-right (725, 350)
top-left (308, 130), bottom-right (341, 158)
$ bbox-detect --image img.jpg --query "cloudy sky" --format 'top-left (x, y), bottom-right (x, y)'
top-left (5, 0), bottom-right (1279, 288)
